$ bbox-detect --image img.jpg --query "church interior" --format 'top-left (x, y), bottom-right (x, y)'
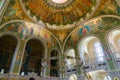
top-left (0, 0), bottom-right (120, 80)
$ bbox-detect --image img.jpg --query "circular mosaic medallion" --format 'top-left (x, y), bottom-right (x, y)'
top-left (20, 0), bottom-right (101, 29)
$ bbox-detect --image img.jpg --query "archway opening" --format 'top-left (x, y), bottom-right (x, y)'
top-left (78, 36), bottom-right (106, 72)
top-left (50, 49), bottom-right (59, 77)
top-left (107, 29), bottom-right (120, 69)
top-left (21, 38), bottom-right (45, 76)
top-left (0, 34), bottom-right (18, 73)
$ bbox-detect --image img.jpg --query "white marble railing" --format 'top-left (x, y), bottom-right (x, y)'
top-left (0, 74), bottom-right (62, 80)
top-left (0, 74), bottom-right (86, 80)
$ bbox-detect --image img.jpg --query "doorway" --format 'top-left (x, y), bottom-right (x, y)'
top-left (0, 34), bottom-right (18, 73)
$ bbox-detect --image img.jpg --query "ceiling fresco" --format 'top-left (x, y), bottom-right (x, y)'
top-left (0, 0), bottom-right (119, 75)
top-left (0, 21), bottom-right (58, 48)
top-left (0, 0), bottom-right (119, 43)
top-left (94, 0), bottom-right (119, 17)
top-left (0, 0), bottom-right (30, 24)
top-left (20, 0), bottom-right (100, 29)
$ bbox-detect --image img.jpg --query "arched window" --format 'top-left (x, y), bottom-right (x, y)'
top-left (107, 29), bottom-right (120, 69)
top-left (78, 36), bottom-right (105, 65)
top-left (79, 46), bottom-right (85, 63)
top-left (116, 38), bottom-right (120, 58)
top-left (78, 36), bottom-right (96, 65)
top-left (50, 49), bottom-right (59, 77)
top-left (65, 49), bottom-right (76, 69)
top-left (94, 42), bottom-right (104, 62)
top-left (117, 38), bottom-right (120, 48)
top-left (107, 29), bottom-right (120, 58)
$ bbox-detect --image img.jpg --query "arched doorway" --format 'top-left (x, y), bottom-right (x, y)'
top-left (21, 38), bottom-right (45, 76)
top-left (0, 34), bottom-right (18, 73)
top-left (50, 49), bottom-right (59, 77)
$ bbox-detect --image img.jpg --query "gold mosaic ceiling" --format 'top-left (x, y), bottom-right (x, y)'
top-left (20, 0), bottom-right (101, 29)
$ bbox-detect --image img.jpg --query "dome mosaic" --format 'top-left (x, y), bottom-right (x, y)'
top-left (20, 0), bottom-right (101, 29)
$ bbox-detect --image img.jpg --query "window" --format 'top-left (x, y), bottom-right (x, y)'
top-left (79, 46), bottom-right (86, 63)
top-left (66, 49), bottom-right (76, 69)
top-left (117, 38), bottom-right (120, 48)
top-left (94, 42), bottom-right (104, 62)
top-left (115, 38), bottom-right (120, 58)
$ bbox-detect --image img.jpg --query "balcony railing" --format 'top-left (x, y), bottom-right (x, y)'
top-left (0, 74), bottom-right (86, 80)
top-left (0, 74), bottom-right (62, 80)
top-left (80, 56), bottom-right (107, 73)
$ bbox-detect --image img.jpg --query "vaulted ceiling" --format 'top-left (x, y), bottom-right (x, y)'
top-left (20, 0), bottom-right (100, 30)
top-left (0, 0), bottom-right (119, 42)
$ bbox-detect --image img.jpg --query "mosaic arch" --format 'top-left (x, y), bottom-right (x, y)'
top-left (0, 20), bottom-right (60, 73)
top-left (20, 0), bottom-right (101, 29)
top-left (64, 15), bottom-right (120, 48)
top-left (63, 15), bottom-right (120, 70)
top-left (0, 20), bottom-right (59, 48)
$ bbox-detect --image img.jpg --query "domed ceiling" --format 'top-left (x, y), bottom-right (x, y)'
top-left (20, 0), bottom-right (100, 29)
